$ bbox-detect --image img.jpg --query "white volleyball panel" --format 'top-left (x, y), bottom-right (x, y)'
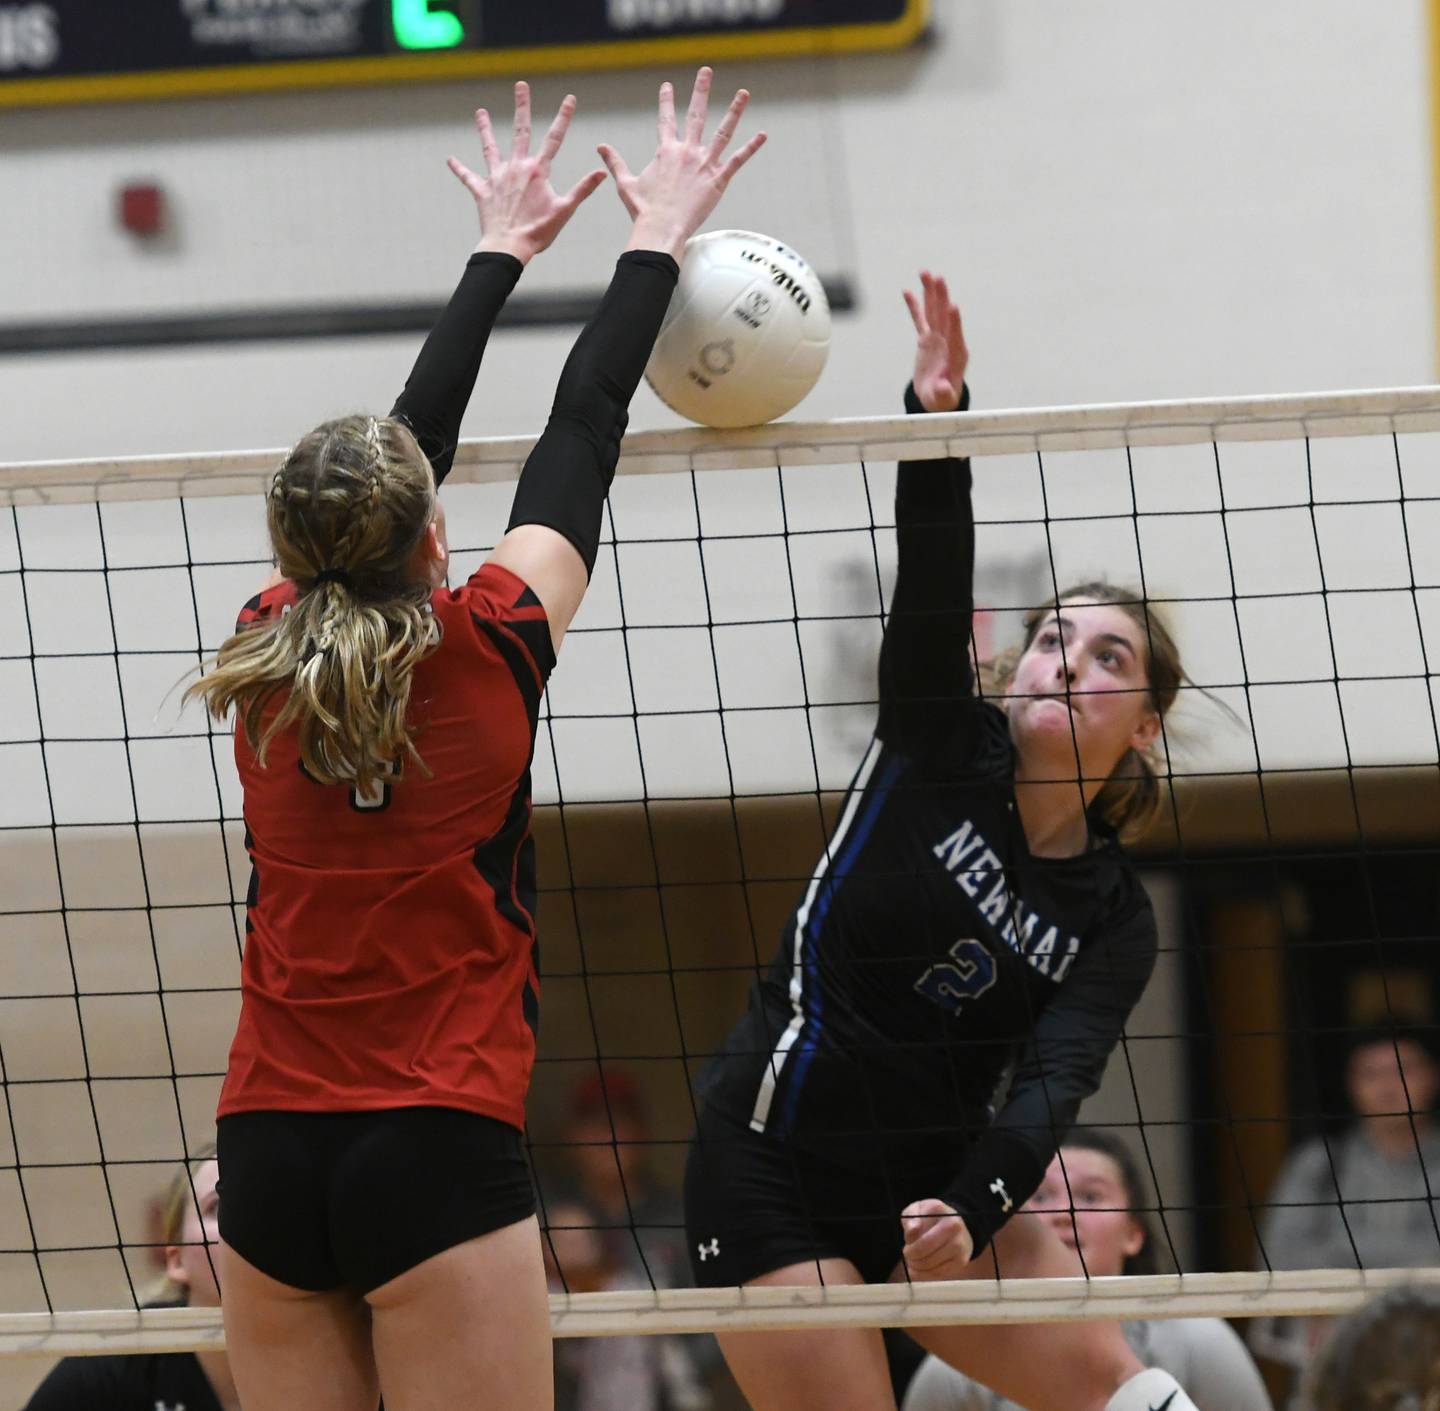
top-left (645, 230), bottom-right (832, 428)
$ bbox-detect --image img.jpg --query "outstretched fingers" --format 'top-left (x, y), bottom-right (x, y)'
top-left (474, 106), bottom-right (502, 173)
top-left (446, 155), bottom-right (486, 200)
top-left (684, 65), bottom-right (713, 143)
top-left (903, 286), bottom-right (927, 336)
top-left (538, 93), bottom-right (578, 169)
top-left (922, 270), bottom-right (946, 330)
top-left (706, 88), bottom-right (751, 163)
top-left (657, 80), bottom-right (677, 143)
top-left (719, 129), bottom-right (766, 187)
top-left (932, 273), bottom-right (955, 324)
top-left (561, 167), bottom-right (608, 214)
top-left (947, 303), bottom-right (966, 358)
top-left (596, 142), bottom-right (637, 217)
top-left (511, 80), bottom-right (532, 158)
top-left (596, 142), bottom-right (633, 185)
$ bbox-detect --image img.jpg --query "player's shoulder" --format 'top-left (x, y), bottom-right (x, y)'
top-left (448, 561), bottom-right (547, 621)
top-left (235, 579), bottom-right (299, 633)
top-left (439, 562), bottom-right (555, 678)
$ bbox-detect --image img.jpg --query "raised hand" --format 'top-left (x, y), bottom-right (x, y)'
top-left (447, 81), bottom-right (607, 265)
top-left (904, 271), bottom-right (969, 413)
top-left (597, 67), bottom-right (766, 262)
top-left (900, 1197), bottom-right (974, 1280)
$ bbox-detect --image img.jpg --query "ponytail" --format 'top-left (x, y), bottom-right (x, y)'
top-left (186, 415), bottom-right (441, 795)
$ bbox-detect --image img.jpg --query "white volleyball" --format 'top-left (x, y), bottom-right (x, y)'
top-left (644, 230), bottom-right (831, 428)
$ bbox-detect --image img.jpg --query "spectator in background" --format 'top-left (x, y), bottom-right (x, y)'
top-left (24, 1147), bottom-right (239, 1410)
top-left (547, 1068), bottom-right (690, 1292)
top-left (544, 1199), bottom-right (711, 1411)
top-left (1252, 1027), bottom-right (1440, 1382)
top-left (904, 1130), bottom-right (1272, 1411)
top-left (1260, 1028), bottom-right (1440, 1273)
top-left (538, 1069), bottom-right (720, 1407)
top-left (1299, 1283), bottom-right (1440, 1411)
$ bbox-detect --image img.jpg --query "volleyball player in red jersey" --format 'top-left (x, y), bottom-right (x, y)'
top-left (188, 72), bottom-right (764, 1411)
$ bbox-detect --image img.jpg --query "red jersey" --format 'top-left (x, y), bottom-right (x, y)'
top-left (216, 563), bottom-right (554, 1131)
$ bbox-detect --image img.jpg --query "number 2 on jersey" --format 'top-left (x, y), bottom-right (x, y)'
top-left (915, 936), bottom-right (997, 1014)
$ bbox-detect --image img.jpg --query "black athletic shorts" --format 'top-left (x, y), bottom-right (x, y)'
top-left (683, 1101), bottom-right (959, 1288)
top-left (217, 1106), bottom-right (536, 1295)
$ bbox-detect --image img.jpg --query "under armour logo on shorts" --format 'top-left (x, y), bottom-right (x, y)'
top-left (989, 1177), bottom-right (1013, 1213)
top-left (697, 1237), bottom-right (721, 1261)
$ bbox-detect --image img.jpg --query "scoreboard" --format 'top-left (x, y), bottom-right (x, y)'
top-left (0, 1), bottom-right (928, 108)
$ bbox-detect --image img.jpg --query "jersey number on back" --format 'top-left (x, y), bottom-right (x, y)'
top-left (915, 937), bottom-right (997, 1015)
top-left (350, 760), bottom-right (398, 813)
top-left (297, 758), bottom-right (397, 812)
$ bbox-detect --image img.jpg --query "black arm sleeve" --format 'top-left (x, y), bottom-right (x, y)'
top-left (875, 381), bottom-right (977, 755)
top-left (941, 900), bottom-right (1158, 1256)
top-left (389, 251), bottom-right (523, 487)
top-left (506, 250), bottom-right (679, 576)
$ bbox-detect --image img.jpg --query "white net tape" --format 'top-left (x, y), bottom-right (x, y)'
top-left (7, 385), bottom-right (1440, 506)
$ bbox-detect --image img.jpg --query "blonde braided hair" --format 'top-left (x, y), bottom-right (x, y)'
top-left (187, 414), bottom-right (442, 794)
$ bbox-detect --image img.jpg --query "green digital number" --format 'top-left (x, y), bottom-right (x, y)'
top-left (392, 0), bottom-right (464, 50)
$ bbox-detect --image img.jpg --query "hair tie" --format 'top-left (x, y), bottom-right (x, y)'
top-left (314, 568), bottom-right (353, 589)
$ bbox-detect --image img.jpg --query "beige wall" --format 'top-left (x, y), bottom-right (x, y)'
top-left (1, 0), bottom-right (1432, 464)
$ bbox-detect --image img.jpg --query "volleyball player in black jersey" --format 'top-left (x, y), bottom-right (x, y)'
top-left (684, 273), bottom-right (1201, 1411)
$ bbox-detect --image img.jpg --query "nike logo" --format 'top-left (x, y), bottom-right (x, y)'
top-left (1148, 1394), bottom-right (1177, 1411)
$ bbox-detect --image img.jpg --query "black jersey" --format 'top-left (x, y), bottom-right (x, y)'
top-left (23, 1352), bottom-right (222, 1411)
top-left (697, 383), bottom-right (1158, 1257)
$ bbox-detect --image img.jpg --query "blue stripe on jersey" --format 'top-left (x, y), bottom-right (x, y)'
top-left (776, 751), bottom-right (904, 1133)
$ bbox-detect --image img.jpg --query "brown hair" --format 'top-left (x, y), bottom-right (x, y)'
top-left (983, 582), bottom-right (1182, 843)
top-left (1303, 1285), bottom-right (1440, 1411)
top-left (148, 1142), bottom-right (218, 1306)
top-left (1059, 1128), bottom-right (1161, 1276)
top-left (185, 415), bottom-right (440, 795)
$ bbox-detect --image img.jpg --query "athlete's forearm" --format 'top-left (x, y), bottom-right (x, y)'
top-left (876, 381), bottom-right (977, 751)
top-left (944, 914), bottom-right (1157, 1256)
top-left (505, 250), bottom-right (679, 575)
top-left (942, 1109), bottom-right (1055, 1258)
top-left (391, 251), bottom-right (524, 487)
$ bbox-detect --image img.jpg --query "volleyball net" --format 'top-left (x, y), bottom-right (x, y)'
top-left (1, 386), bottom-right (1439, 1354)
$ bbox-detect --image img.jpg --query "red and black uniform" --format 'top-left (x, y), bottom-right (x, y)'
top-left (221, 559), bottom-right (553, 1129)
top-left (216, 249), bottom-right (679, 1294)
